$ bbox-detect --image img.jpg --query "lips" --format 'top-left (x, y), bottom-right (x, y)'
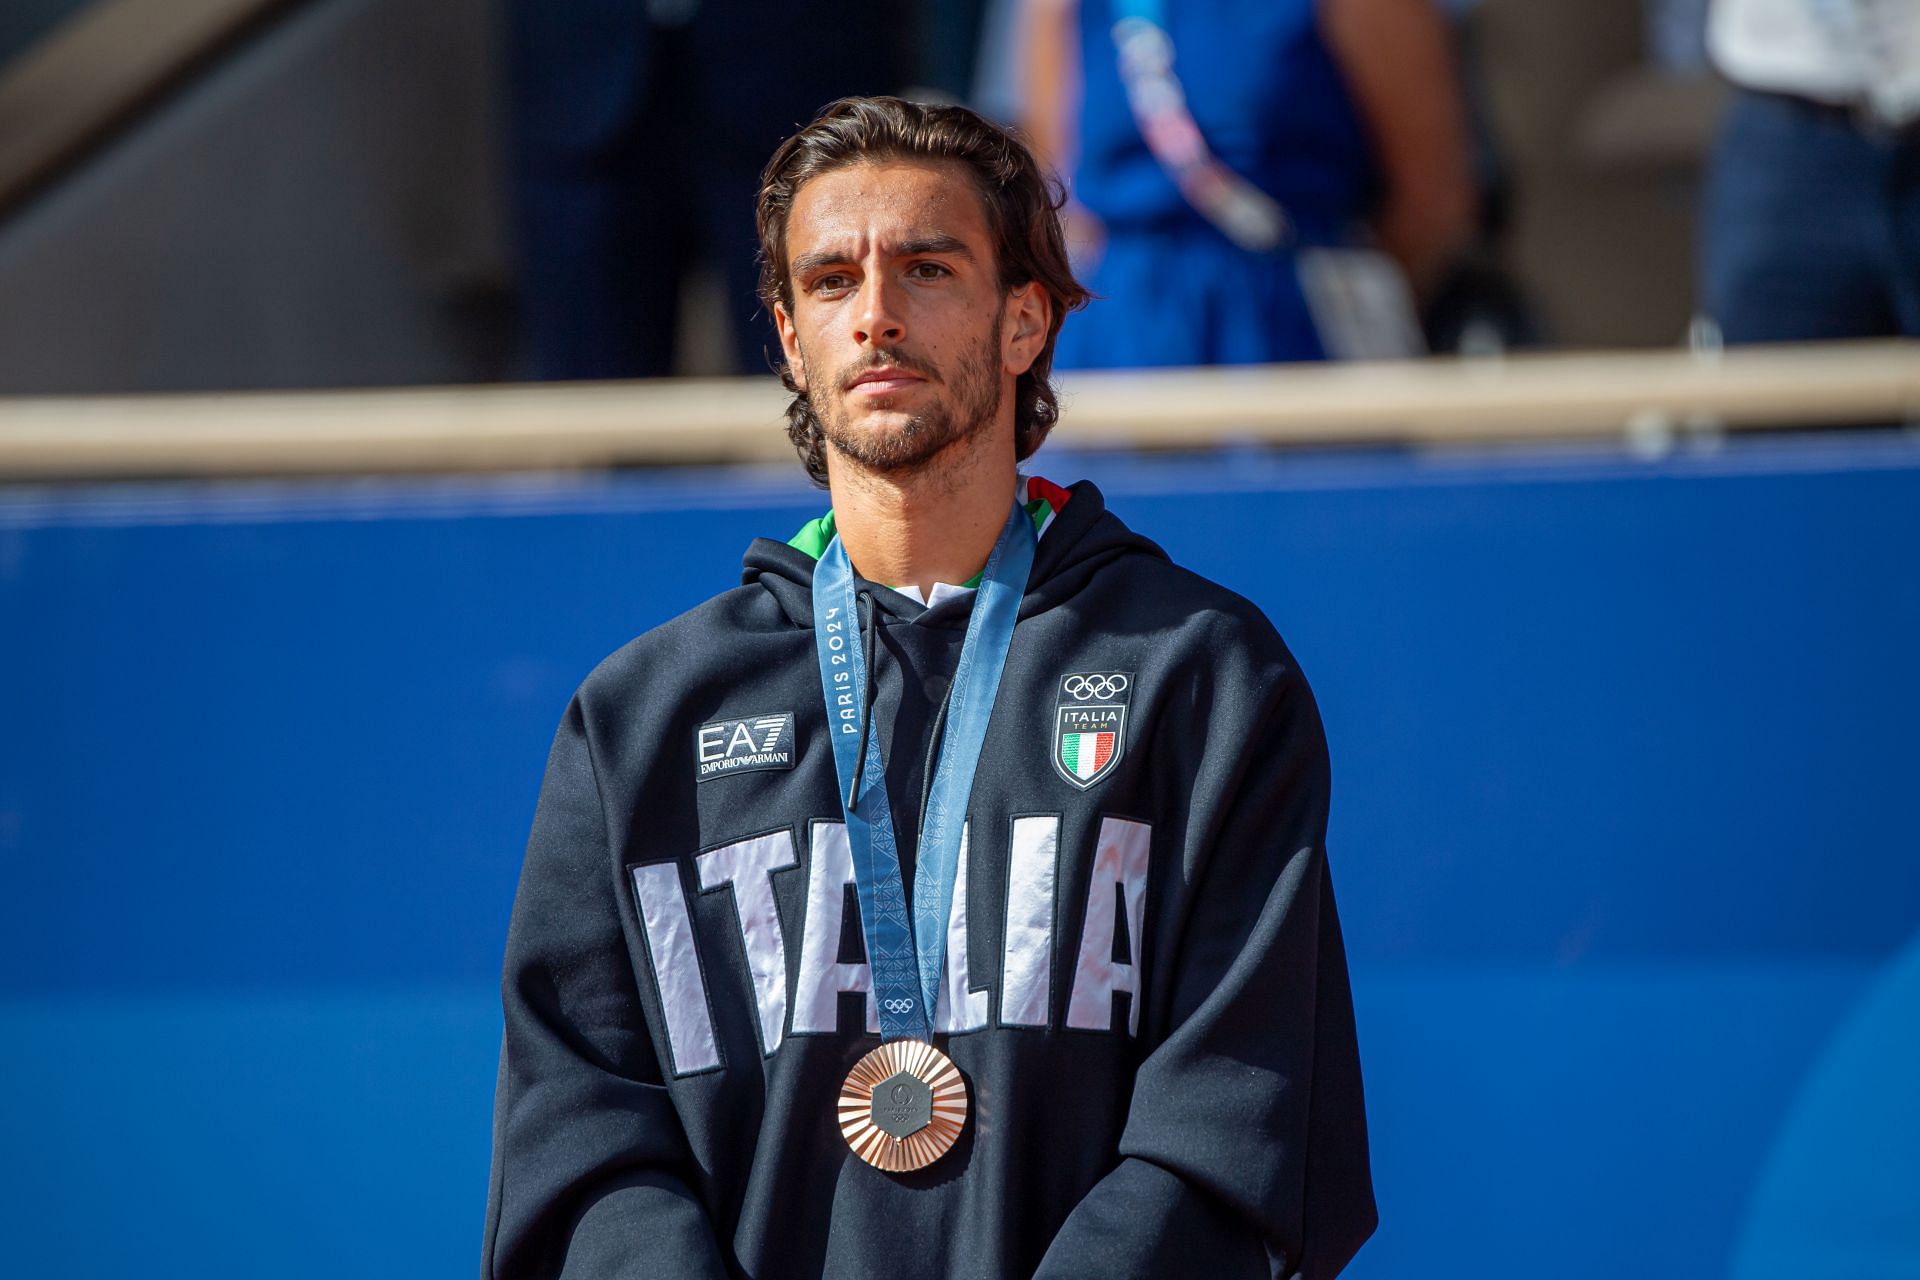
top-left (847, 367), bottom-right (926, 393)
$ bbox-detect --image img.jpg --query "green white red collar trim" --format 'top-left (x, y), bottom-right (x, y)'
top-left (786, 474), bottom-right (1072, 564)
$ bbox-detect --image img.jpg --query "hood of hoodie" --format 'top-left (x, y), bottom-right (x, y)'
top-left (739, 477), bottom-right (1168, 629)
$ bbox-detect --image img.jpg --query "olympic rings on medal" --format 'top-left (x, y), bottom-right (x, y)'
top-left (882, 997), bottom-right (917, 1015)
top-left (1063, 673), bottom-right (1130, 701)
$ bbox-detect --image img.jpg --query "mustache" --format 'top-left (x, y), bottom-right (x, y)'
top-left (838, 351), bottom-right (939, 392)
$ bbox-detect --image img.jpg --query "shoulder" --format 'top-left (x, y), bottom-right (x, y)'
top-left (1042, 480), bottom-right (1309, 690)
top-left (1097, 549), bottom-right (1299, 671)
top-left (574, 582), bottom-right (796, 717)
top-left (1089, 550), bottom-right (1326, 766)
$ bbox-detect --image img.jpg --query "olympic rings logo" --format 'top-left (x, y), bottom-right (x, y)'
top-left (1064, 673), bottom-right (1130, 701)
top-left (882, 997), bottom-right (917, 1015)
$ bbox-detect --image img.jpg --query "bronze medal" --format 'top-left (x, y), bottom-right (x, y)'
top-left (837, 1039), bottom-right (968, 1172)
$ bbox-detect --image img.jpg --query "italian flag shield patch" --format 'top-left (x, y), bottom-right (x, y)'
top-left (1053, 672), bottom-right (1132, 790)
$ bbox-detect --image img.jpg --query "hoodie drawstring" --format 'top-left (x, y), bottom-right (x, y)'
top-left (918, 682), bottom-right (954, 827)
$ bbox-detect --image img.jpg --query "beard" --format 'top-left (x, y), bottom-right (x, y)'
top-left (802, 316), bottom-right (1005, 477)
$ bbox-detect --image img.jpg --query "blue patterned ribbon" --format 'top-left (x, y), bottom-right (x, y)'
top-left (811, 499), bottom-right (1035, 1042)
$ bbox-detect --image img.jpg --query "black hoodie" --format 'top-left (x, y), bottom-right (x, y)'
top-left (482, 480), bottom-right (1376, 1280)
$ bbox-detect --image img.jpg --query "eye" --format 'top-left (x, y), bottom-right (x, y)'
top-left (810, 272), bottom-right (854, 296)
top-left (908, 261), bottom-right (952, 281)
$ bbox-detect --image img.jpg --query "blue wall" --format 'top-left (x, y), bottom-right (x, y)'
top-left (3, 432), bottom-right (1917, 1278)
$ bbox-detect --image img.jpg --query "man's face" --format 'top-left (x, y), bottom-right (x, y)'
top-left (774, 159), bottom-right (1039, 478)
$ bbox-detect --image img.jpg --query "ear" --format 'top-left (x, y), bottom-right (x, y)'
top-left (774, 300), bottom-right (808, 392)
top-left (1002, 283), bottom-right (1052, 378)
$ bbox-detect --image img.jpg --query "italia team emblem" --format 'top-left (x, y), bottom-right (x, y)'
top-left (1053, 671), bottom-right (1133, 789)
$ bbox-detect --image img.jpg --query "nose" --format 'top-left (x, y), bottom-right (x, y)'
top-left (851, 272), bottom-right (906, 349)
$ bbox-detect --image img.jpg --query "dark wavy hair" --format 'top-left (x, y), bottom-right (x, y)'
top-left (756, 96), bottom-right (1089, 487)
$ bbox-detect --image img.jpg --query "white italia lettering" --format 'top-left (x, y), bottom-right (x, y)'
top-left (934, 824), bottom-right (991, 1034)
top-left (695, 831), bottom-right (799, 1056)
top-left (999, 815), bottom-right (1061, 1027)
top-left (639, 815), bottom-right (1154, 1053)
top-left (1065, 817), bottom-right (1152, 1036)
top-left (629, 862), bottom-right (722, 1074)
top-left (792, 822), bottom-right (879, 1034)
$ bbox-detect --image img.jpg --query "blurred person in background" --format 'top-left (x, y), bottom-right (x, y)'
top-left (1021, 0), bottom-right (1477, 366)
top-left (1701, 0), bottom-right (1920, 342)
top-left (505, 0), bottom-right (906, 380)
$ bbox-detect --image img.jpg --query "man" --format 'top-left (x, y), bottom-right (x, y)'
top-left (1701, 0), bottom-right (1920, 341)
top-left (482, 96), bottom-right (1375, 1279)
top-left (504, 0), bottom-right (904, 378)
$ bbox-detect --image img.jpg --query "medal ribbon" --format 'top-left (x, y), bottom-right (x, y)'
top-left (811, 499), bottom-right (1035, 1043)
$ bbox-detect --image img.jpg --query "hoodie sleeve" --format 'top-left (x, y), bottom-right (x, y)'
top-left (481, 695), bottom-right (730, 1280)
top-left (1033, 631), bottom-right (1377, 1280)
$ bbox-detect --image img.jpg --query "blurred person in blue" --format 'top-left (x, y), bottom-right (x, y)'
top-left (505, 0), bottom-right (905, 379)
top-left (1701, 0), bottom-right (1920, 342)
top-left (1021, 0), bottom-right (1477, 366)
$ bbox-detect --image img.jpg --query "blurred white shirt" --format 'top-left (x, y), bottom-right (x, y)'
top-left (1709, 0), bottom-right (1920, 125)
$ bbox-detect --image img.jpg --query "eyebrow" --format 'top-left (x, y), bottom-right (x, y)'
top-left (790, 235), bottom-right (977, 281)
top-left (897, 235), bottom-right (975, 261)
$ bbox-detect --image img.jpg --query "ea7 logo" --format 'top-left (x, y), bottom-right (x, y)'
top-left (695, 713), bottom-right (796, 782)
top-left (1054, 671), bottom-right (1133, 789)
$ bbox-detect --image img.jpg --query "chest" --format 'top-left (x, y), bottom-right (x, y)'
top-left (627, 636), bottom-right (1172, 1080)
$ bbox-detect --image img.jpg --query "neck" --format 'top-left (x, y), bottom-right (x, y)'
top-left (826, 436), bottom-right (1018, 597)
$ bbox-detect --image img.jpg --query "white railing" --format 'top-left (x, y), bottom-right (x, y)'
top-left (0, 341), bottom-right (1915, 480)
